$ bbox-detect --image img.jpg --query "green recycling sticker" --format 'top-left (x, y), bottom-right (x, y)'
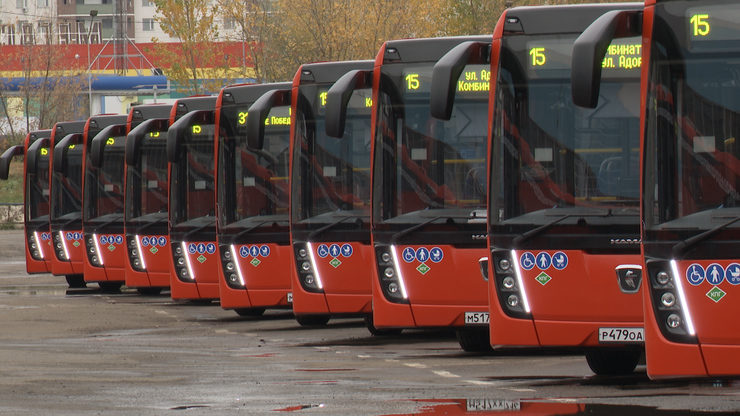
top-left (108, 244), bottom-right (116, 252)
top-left (149, 246), bottom-right (158, 254)
top-left (250, 258), bottom-right (261, 267)
top-left (329, 257), bottom-right (342, 268)
top-left (535, 272), bottom-right (552, 285)
top-left (197, 254), bottom-right (206, 264)
top-left (416, 263), bottom-right (430, 275)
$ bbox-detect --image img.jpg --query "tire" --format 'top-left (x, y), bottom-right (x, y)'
top-left (364, 316), bottom-right (402, 336)
top-left (585, 348), bottom-right (641, 375)
top-left (234, 308), bottom-right (266, 317)
top-left (137, 287), bottom-right (163, 296)
top-left (295, 314), bottom-right (330, 327)
top-left (65, 275), bottom-right (86, 288)
top-left (98, 281), bottom-right (123, 293)
top-left (456, 328), bottom-right (493, 353)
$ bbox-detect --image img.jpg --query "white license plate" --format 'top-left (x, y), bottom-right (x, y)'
top-left (466, 399), bottom-right (520, 411)
top-left (464, 312), bottom-right (489, 325)
top-left (287, 293), bottom-right (293, 303)
top-left (598, 327), bottom-right (644, 343)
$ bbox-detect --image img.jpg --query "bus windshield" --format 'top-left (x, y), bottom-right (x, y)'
top-left (27, 145), bottom-right (50, 221)
top-left (491, 34), bottom-right (641, 228)
top-left (85, 134), bottom-right (125, 224)
top-left (291, 85), bottom-right (372, 228)
top-left (170, 121), bottom-right (215, 228)
top-left (644, 0), bottom-right (740, 236)
top-left (51, 139), bottom-right (83, 222)
top-left (219, 103), bottom-right (290, 230)
top-left (126, 130), bottom-right (168, 225)
top-left (374, 63), bottom-right (488, 226)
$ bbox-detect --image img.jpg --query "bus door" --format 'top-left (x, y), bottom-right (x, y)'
top-left (369, 37), bottom-right (491, 350)
top-left (575, 0), bottom-right (740, 378)
top-left (167, 109), bottom-right (219, 300)
top-left (216, 83), bottom-right (293, 315)
top-left (0, 130), bottom-right (52, 274)
top-left (124, 118), bottom-right (171, 291)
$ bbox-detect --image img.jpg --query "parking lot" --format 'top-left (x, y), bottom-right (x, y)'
top-left (0, 229), bottom-right (738, 415)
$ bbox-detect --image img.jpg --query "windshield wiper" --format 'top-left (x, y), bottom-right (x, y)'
top-left (308, 215), bottom-right (365, 240)
top-left (88, 215), bottom-right (123, 232)
top-left (512, 210), bottom-right (613, 248)
top-left (390, 214), bottom-right (472, 244)
top-left (672, 215), bottom-right (740, 258)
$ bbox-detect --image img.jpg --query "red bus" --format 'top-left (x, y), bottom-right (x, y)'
top-left (53, 116), bottom-right (128, 289)
top-left (470, 4), bottom-right (645, 374)
top-left (122, 104), bottom-right (175, 293)
top-left (0, 130), bottom-right (52, 274)
top-left (166, 96), bottom-right (220, 301)
top-left (247, 61), bottom-right (375, 327)
top-left (358, 37), bottom-right (492, 349)
top-left (215, 83), bottom-right (294, 316)
top-left (86, 105), bottom-right (172, 294)
top-left (574, 0), bottom-right (740, 378)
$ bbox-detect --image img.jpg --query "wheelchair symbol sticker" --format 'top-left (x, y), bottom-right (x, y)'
top-left (706, 263), bottom-right (725, 285)
top-left (141, 237), bottom-right (149, 247)
top-left (188, 243), bottom-right (197, 254)
top-left (100, 236), bottom-right (108, 245)
top-left (206, 243), bottom-right (216, 254)
top-left (402, 247), bottom-right (416, 263)
top-left (415, 247), bottom-right (430, 263)
top-left (429, 247), bottom-right (443, 263)
top-left (249, 246), bottom-right (260, 257)
top-left (239, 246), bottom-right (249, 258)
top-left (552, 252), bottom-right (568, 270)
top-left (686, 263), bottom-right (705, 286)
top-left (317, 244), bottom-right (329, 258)
top-left (340, 243), bottom-right (353, 257)
top-left (536, 252), bottom-right (552, 270)
top-left (520, 252), bottom-right (535, 270)
top-left (260, 245), bottom-right (270, 257)
top-left (726, 263), bottom-right (740, 285)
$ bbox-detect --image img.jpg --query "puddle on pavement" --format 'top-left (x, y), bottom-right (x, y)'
top-left (274, 404), bottom-right (325, 412)
top-left (382, 399), bottom-right (738, 415)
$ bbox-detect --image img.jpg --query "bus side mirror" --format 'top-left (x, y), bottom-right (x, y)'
top-left (53, 134), bottom-right (81, 173)
top-left (572, 9), bottom-right (642, 108)
top-left (26, 138), bottom-right (49, 174)
top-left (0, 145), bottom-right (24, 180)
top-left (126, 118), bottom-right (168, 166)
top-left (167, 110), bottom-right (214, 163)
top-left (325, 69), bottom-right (373, 138)
top-left (90, 125), bottom-right (126, 168)
top-left (246, 88), bottom-right (292, 150)
top-left (431, 41), bottom-right (491, 120)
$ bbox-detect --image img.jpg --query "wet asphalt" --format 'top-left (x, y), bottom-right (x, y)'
top-left (0, 229), bottom-right (738, 415)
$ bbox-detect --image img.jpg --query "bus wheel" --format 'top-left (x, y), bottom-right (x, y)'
top-left (296, 314), bottom-right (330, 327)
top-left (456, 328), bottom-right (493, 353)
top-left (364, 316), bottom-right (402, 336)
top-left (137, 287), bottom-right (162, 296)
top-left (98, 282), bottom-right (123, 293)
top-left (65, 275), bottom-right (86, 288)
top-left (234, 308), bottom-right (266, 317)
top-left (585, 348), bottom-right (641, 375)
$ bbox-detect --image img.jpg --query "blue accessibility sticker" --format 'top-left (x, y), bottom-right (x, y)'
top-left (429, 247), bottom-right (443, 263)
top-left (520, 252), bottom-right (535, 271)
top-left (329, 244), bottom-right (341, 258)
top-left (158, 236), bottom-right (167, 247)
top-left (685, 263), bottom-right (705, 286)
top-left (552, 251), bottom-right (568, 270)
top-left (415, 247), bottom-right (430, 263)
top-left (141, 237), bottom-right (150, 246)
top-left (726, 263), bottom-right (740, 285)
top-left (260, 245), bottom-right (270, 257)
top-left (317, 244), bottom-right (329, 258)
top-left (250, 245), bottom-right (260, 257)
top-left (340, 243), bottom-right (353, 257)
top-left (115, 235), bottom-right (123, 245)
top-left (402, 247), bottom-right (416, 263)
top-left (706, 263), bottom-right (725, 285)
top-left (100, 236), bottom-right (108, 245)
top-left (197, 243), bottom-right (206, 254)
top-left (535, 252), bottom-right (552, 270)
top-left (239, 246), bottom-right (249, 258)
top-left (188, 243), bottom-right (197, 254)
top-left (206, 243), bottom-right (216, 254)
